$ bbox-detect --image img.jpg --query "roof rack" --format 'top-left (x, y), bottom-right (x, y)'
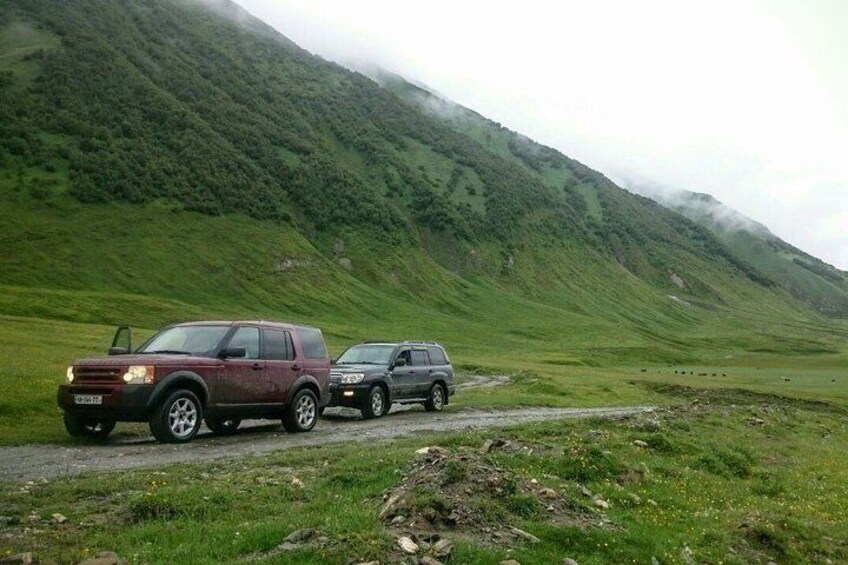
top-left (360, 340), bottom-right (441, 346)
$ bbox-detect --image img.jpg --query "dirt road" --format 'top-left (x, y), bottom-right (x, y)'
top-left (0, 405), bottom-right (654, 482)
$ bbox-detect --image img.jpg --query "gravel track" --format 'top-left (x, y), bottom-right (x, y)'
top-left (0, 405), bottom-right (654, 482)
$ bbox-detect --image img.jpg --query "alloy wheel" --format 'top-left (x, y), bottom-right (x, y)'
top-left (168, 397), bottom-right (198, 438)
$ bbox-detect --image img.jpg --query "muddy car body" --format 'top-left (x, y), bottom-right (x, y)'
top-left (58, 321), bottom-right (330, 443)
top-left (328, 341), bottom-right (455, 418)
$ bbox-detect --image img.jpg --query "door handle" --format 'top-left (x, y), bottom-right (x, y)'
top-left (251, 363), bottom-right (263, 371)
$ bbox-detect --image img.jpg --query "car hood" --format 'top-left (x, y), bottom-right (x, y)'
top-left (331, 363), bottom-right (388, 373)
top-left (72, 354), bottom-right (218, 367)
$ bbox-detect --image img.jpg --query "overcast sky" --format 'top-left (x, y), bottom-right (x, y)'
top-left (235, 0), bottom-right (848, 269)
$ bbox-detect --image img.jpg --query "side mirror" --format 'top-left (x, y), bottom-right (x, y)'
top-left (220, 347), bottom-right (246, 359)
top-left (393, 357), bottom-right (407, 367)
top-left (110, 326), bottom-right (132, 355)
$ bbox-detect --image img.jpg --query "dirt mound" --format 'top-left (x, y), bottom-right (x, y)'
top-left (378, 442), bottom-right (601, 549)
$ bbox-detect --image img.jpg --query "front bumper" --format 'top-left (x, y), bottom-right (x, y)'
top-left (57, 383), bottom-right (153, 422)
top-left (327, 382), bottom-right (371, 408)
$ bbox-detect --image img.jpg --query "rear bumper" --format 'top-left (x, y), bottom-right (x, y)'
top-left (57, 383), bottom-right (153, 422)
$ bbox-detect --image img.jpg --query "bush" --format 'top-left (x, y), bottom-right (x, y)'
top-left (506, 493), bottom-right (541, 518)
top-left (695, 446), bottom-right (755, 478)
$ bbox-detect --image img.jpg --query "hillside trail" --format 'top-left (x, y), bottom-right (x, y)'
top-left (0, 404), bottom-right (654, 482)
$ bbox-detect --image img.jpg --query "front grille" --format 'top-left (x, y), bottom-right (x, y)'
top-left (74, 367), bottom-right (123, 383)
top-left (330, 371), bottom-right (343, 384)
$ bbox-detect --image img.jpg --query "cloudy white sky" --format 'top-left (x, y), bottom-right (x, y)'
top-left (235, 0), bottom-right (848, 269)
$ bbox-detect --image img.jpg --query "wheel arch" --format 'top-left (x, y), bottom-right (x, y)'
top-left (431, 379), bottom-right (449, 405)
top-left (289, 374), bottom-right (321, 405)
top-left (147, 371), bottom-right (209, 410)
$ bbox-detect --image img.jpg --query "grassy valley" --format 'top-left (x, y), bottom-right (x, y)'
top-left (0, 0), bottom-right (846, 562)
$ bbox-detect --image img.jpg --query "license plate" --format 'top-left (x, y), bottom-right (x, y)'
top-left (74, 395), bottom-right (103, 405)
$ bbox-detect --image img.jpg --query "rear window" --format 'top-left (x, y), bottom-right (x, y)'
top-left (263, 329), bottom-right (293, 361)
top-left (296, 327), bottom-right (328, 360)
top-left (427, 346), bottom-right (447, 365)
top-left (411, 349), bottom-right (429, 366)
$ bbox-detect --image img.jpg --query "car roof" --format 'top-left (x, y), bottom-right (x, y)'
top-left (174, 320), bottom-right (321, 331)
top-left (359, 341), bottom-right (444, 348)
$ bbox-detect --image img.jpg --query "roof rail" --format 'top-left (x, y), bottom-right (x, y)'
top-left (359, 340), bottom-right (441, 346)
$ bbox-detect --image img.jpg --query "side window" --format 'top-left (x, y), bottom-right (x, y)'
top-left (263, 329), bottom-right (292, 361)
top-left (296, 327), bottom-right (327, 360)
top-left (395, 348), bottom-right (412, 365)
top-left (427, 346), bottom-right (447, 365)
top-left (228, 327), bottom-right (260, 359)
top-left (411, 349), bottom-right (429, 367)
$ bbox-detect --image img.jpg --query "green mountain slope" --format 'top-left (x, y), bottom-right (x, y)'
top-left (645, 190), bottom-right (848, 317)
top-left (0, 0), bottom-right (845, 363)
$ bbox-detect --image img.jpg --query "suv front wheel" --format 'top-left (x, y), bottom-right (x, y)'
top-left (150, 389), bottom-right (203, 443)
top-left (282, 388), bottom-right (318, 432)
top-left (424, 383), bottom-right (446, 412)
top-left (361, 385), bottom-right (387, 419)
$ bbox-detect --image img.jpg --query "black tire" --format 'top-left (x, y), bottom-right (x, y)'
top-left (63, 412), bottom-right (116, 440)
top-left (282, 388), bottom-right (318, 432)
top-left (424, 383), bottom-right (446, 412)
top-left (361, 385), bottom-right (387, 419)
top-left (317, 405), bottom-right (326, 418)
top-left (206, 416), bottom-right (241, 436)
top-left (149, 389), bottom-right (203, 443)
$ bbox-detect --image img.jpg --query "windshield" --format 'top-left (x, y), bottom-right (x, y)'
top-left (335, 344), bottom-right (395, 365)
top-left (138, 325), bottom-right (231, 357)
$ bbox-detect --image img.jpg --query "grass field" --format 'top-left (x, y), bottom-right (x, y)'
top-left (1, 386), bottom-right (845, 564)
top-left (0, 257), bottom-right (845, 564)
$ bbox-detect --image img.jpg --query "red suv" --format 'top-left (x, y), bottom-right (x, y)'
top-left (57, 321), bottom-right (331, 443)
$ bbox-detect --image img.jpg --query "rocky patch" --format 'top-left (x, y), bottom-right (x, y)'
top-left (378, 442), bottom-right (603, 551)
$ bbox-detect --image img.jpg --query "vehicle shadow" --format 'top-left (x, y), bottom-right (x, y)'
top-left (82, 404), bottom-right (437, 446)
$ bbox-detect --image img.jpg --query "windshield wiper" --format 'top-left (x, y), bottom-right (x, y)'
top-left (145, 349), bottom-right (191, 355)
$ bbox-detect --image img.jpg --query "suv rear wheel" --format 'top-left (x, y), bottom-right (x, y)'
top-left (282, 388), bottom-right (318, 432)
top-left (206, 416), bottom-right (241, 435)
top-left (424, 383), bottom-right (446, 412)
top-left (63, 413), bottom-right (116, 440)
top-left (361, 385), bottom-right (387, 419)
top-left (150, 389), bottom-right (203, 443)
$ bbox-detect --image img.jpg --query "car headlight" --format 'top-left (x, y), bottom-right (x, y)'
top-left (340, 373), bottom-right (365, 384)
top-left (122, 365), bottom-right (156, 384)
top-left (66, 366), bottom-right (74, 383)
